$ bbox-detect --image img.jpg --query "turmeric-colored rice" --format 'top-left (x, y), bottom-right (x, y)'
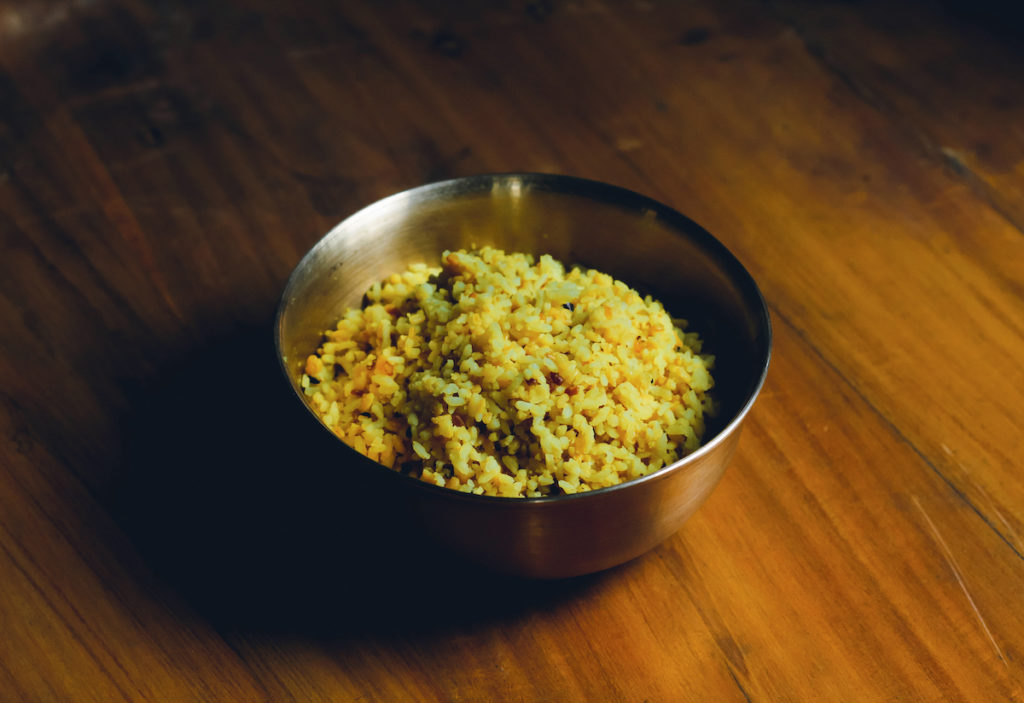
top-left (300, 247), bottom-right (714, 498)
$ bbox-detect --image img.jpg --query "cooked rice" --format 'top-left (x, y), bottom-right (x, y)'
top-left (300, 247), bottom-right (715, 498)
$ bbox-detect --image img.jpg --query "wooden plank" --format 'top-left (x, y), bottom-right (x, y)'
top-left (0, 403), bottom-right (272, 702)
top-left (211, 317), bottom-right (1024, 701)
top-left (771, 0), bottom-right (1024, 232)
top-left (0, 0), bottom-right (1022, 699)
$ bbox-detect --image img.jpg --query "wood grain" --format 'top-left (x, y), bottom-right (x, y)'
top-left (2, 0), bottom-right (1023, 700)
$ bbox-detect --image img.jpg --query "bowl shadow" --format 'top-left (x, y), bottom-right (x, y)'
top-left (111, 322), bottom-right (601, 639)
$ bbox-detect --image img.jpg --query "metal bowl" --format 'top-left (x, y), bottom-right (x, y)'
top-left (275, 174), bottom-right (771, 578)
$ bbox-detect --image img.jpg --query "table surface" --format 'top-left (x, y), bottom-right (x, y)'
top-left (2, 1), bottom-right (1023, 700)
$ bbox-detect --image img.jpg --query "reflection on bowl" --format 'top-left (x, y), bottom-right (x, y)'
top-left (275, 174), bottom-right (771, 578)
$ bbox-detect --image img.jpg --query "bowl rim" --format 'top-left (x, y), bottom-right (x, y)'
top-left (274, 172), bottom-right (772, 506)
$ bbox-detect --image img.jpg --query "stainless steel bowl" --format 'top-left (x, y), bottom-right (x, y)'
top-left (275, 174), bottom-right (771, 578)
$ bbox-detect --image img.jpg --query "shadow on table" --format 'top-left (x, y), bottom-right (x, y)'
top-left (112, 323), bottom-right (601, 638)
top-left (939, 0), bottom-right (1024, 41)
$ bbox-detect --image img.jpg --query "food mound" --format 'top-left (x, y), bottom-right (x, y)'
top-left (300, 247), bottom-right (715, 498)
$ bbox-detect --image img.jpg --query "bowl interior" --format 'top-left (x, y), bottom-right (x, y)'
top-left (276, 174), bottom-right (770, 469)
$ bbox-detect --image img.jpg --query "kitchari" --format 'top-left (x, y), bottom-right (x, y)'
top-left (300, 247), bottom-right (715, 498)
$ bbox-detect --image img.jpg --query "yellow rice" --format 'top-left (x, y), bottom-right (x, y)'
top-left (300, 247), bottom-right (715, 498)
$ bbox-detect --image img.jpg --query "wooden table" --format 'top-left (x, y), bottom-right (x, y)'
top-left (2, 1), bottom-right (1023, 700)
